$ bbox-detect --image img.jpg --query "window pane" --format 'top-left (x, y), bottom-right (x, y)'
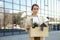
top-left (2, 9), bottom-right (13, 29)
top-left (37, 0), bottom-right (40, 8)
top-left (27, 0), bottom-right (31, 6)
top-left (0, 7), bottom-right (4, 13)
top-left (57, 0), bottom-right (60, 13)
top-left (49, 11), bottom-right (52, 17)
top-left (0, 0), bottom-right (3, 1)
top-left (13, 0), bottom-right (19, 4)
top-left (21, 6), bottom-right (26, 11)
top-left (41, 10), bottom-right (44, 14)
top-left (49, 0), bottom-right (52, 11)
top-left (32, 0), bottom-right (36, 4)
top-left (0, 13), bottom-right (4, 29)
top-left (41, 0), bottom-right (44, 10)
top-left (5, 2), bottom-right (12, 9)
top-left (12, 10), bottom-right (22, 29)
top-left (27, 7), bottom-right (31, 11)
top-left (45, 6), bottom-right (48, 11)
top-left (4, 8), bottom-right (10, 13)
top-left (52, 0), bottom-right (57, 12)
top-left (44, 11), bottom-right (49, 16)
top-left (5, 9), bottom-right (12, 13)
top-left (57, 0), bottom-right (60, 22)
top-left (5, 0), bottom-right (12, 2)
top-left (40, 10), bottom-right (45, 16)
top-left (9, 9), bottom-right (12, 13)
top-left (44, 0), bottom-right (48, 6)
top-left (13, 4), bottom-right (19, 10)
top-left (4, 12), bottom-right (12, 29)
top-left (21, 0), bottom-right (26, 5)
top-left (13, 10), bottom-right (20, 13)
top-left (0, 1), bottom-right (3, 7)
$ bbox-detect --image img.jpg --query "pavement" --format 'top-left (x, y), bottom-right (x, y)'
top-left (0, 31), bottom-right (60, 40)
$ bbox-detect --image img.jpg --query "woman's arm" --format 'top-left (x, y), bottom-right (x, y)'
top-left (24, 17), bottom-right (31, 32)
top-left (41, 16), bottom-right (49, 27)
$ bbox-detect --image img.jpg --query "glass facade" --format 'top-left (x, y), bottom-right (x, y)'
top-left (0, 0), bottom-right (60, 30)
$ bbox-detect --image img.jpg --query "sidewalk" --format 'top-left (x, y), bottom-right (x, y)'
top-left (0, 31), bottom-right (60, 40)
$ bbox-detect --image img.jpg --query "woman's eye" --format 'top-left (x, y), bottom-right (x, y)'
top-left (37, 8), bottom-right (38, 10)
top-left (34, 8), bottom-right (36, 10)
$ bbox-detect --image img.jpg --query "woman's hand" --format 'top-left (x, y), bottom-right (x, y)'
top-left (25, 25), bottom-right (30, 32)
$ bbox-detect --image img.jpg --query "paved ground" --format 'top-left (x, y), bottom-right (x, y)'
top-left (0, 31), bottom-right (60, 40)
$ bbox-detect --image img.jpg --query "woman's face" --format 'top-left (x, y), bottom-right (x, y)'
top-left (32, 6), bottom-right (39, 15)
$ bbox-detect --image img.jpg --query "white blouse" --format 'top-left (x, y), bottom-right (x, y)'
top-left (32, 16), bottom-right (40, 25)
top-left (32, 16), bottom-right (49, 25)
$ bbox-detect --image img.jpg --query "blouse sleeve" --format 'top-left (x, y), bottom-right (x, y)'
top-left (42, 17), bottom-right (49, 23)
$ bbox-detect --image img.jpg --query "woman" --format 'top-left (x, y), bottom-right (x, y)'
top-left (25, 4), bottom-right (49, 40)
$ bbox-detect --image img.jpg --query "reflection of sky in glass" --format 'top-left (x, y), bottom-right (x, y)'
top-left (21, 6), bottom-right (26, 11)
top-left (21, 0), bottom-right (26, 5)
top-left (27, 0), bottom-right (31, 6)
top-left (44, 0), bottom-right (48, 6)
top-left (0, 0), bottom-right (60, 18)
top-left (41, 0), bottom-right (44, 10)
top-left (27, 7), bottom-right (31, 11)
top-left (5, 0), bottom-right (12, 2)
top-left (0, 1), bottom-right (3, 7)
top-left (32, 0), bottom-right (36, 4)
top-left (5, 2), bottom-right (12, 9)
top-left (13, 4), bottom-right (19, 10)
top-left (13, 0), bottom-right (19, 4)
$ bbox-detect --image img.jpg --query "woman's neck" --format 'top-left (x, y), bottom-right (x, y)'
top-left (32, 14), bottom-right (38, 17)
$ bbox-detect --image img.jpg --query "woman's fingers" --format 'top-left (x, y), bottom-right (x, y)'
top-left (25, 25), bottom-right (30, 31)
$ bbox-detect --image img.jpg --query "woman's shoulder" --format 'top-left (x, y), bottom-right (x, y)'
top-left (26, 16), bottom-right (32, 19)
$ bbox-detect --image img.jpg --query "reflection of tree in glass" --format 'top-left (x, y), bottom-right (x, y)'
top-left (13, 16), bottom-right (17, 24)
top-left (4, 14), bottom-right (12, 27)
top-left (13, 13), bottom-right (22, 25)
top-left (16, 14), bottom-right (21, 25)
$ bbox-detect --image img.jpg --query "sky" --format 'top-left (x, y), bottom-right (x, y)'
top-left (0, 0), bottom-right (60, 18)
